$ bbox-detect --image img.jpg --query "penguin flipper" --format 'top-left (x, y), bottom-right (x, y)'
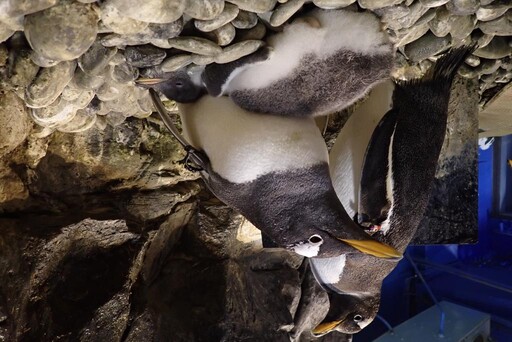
top-left (202, 46), bottom-right (272, 97)
top-left (358, 109), bottom-right (398, 227)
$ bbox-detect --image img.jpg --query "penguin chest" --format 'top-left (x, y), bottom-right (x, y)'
top-left (178, 96), bottom-right (328, 184)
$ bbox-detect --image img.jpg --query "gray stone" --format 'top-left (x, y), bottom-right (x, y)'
top-left (105, 111), bottom-right (127, 127)
top-left (111, 62), bottom-right (140, 83)
top-left (96, 80), bottom-right (130, 102)
top-left (79, 42), bottom-right (118, 75)
top-left (29, 52), bottom-right (59, 67)
top-left (191, 54), bottom-right (216, 65)
top-left (0, 0), bottom-right (58, 17)
top-left (446, 0), bottom-right (480, 15)
top-left (474, 37), bottom-right (512, 59)
top-left (101, 34), bottom-right (149, 47)
top-left (108, 0), bottom-right (185, 24)
top-left (57, 108), bottom-right (97, 133)
top-left (0, 91), bottom-right (31, 158)
top-left (0, 14), bottom-right (24, 31)
top-left (270, 0), bottom-right (305, 27)
top-left (404, 31), bottom-right (451, 62)
top-left (235, 21), bottom-right (266, 41)
top-left (358, 0), bottom-right (404, 10)
top-left (478, 58), bottom-right (502, 74)
top-left (205, 23), bottom-right (236, 46)
top-left (472, 30), bottom-right (494, 48)
top-left (419, 0), bottom-right (449, 7)
top-left (387, 1), bottom-right (430, 30)
top-left (450, 15), bottom-right (476, 39)
top-left (313, 0), bottom-right (356, 9)
top-left (429, 6), bottom-right (452, 37)
top-left (25, 61), bottom-right (76, 108)
top-left (100, 2), bottom-right (150, 35)
top-left (184, 0), bottom-right (225, 20)
top-left (73, 68), bottom-right (106, 90)
top-left (476, 5), bottom-right (509, 21)
top-left (232, 10), bottom-right (258, 29)
top-left (480, 73), bottom-right (497, 83)
top-left (100, 19), bottom-right (183, 47)
top-left (0, 22), bottom-right (14, 43)
top-left (0, 43), bottom-right (7, 66)
top-left (394, 21), bottom-right (430, 47)
top-left (160, 54), bottom-right (193, 72)
top-left (374, 4), bottom-right (410, 22)
top-left (61, 82), bottom-right (86, 102)
top-left (70, 89), bottom-right (95, 109)
top-left (29, 97), bottom-right (78, 127)
top-left (479, 14), bottom-right (512, 36)
top-left (465, 54), bottom-right (480, 67)
top-left (168, 36), bottom-right (223, 55)
top-left (125, 46), bottom-right (167, 67)
top-left (215, 40), bottom-right (264, 64)
top-left (194, 3), bottom-right (239, 32)
top-left (145, 19), bottom-right (184, 40)
top-left (457, 63), bottom-right (479, 78)
top-left (226, 0), bottom-right (277, 13)
top-left (24, 1), bottom-right (98, 62)
top-left (9, 51), bottom-right (40, 88)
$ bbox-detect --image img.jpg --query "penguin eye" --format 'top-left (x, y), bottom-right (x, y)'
top-left (353, 314), bottom-right (363, 322)
top-left (308, 235), bottom-right (323, 244)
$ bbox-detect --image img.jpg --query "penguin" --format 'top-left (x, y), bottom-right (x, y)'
top-left (169, 93), bottom-right (401, 259)
top-left (137, 8), bottom-right (394, 118)
top-left (306, 45), bottom-right (476, 337)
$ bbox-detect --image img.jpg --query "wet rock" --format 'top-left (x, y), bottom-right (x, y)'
top-left (0, 0), bottom-right (58, 17)
top-left (450, 15), bottom-right (477, 39)
top-left (0, 91), bottom-right (31, 158)
top-left (313, 0), bottom-right (356, 9)
top-left (404, 31), bottom-right (451, 62)
top-left (194, 3), bottom-right (239, 32)
top-left (79, 42), bottom-right (118, 75)
top-left (57, 108), bottom-right (97, 133)
top-left (29, 97), bottom-right (77, 127)
top-left (394, 21), bottom-right (430, 46)
top-left (235, 21), bottom-right (266, 41)
top-left (374, 4), bottom-right (411, 23)
top-left (100, 2), bottom-right (150, 35)
top-left (215, 39), bottom-right (264, 64)
top-left (465, 54), bottom-right (481, 67)
top-left (386, 1), bottom-right (430, 30)
top-left (205, 23), bottom-right (236, 46)
top-left (24, 1), bottom-right (98, 62)
top-left (125, 45), bottom-right (167, 67)
top-left (270, 0), bottom-right (306, 27)
top-left (473, 36), bottom-right (512, 59)
top-left (419, 0), bottom-right (449, 7)
top-left (226, 0), bottom-right (277, 13)
top-left (232, 10), bottom-right (258, 29)
top-left (429, 6), bottom-right (452, 37)
top-left (479, 14), bottom-right (512, 36)
top-left (476, 5), bottom-right (510, 21)
top-left (458, 63), bottom-right (479, 78)
top-left (358, 0), bottom-right (404, 10)
top-left (168, 36), bottom-right (223, 55)
top-left (184, 0), bottom-right (225, 20)
top-left (9, 50), bottom-right (40, 89)
top-left (446, 0), bottom-right (480, 16)
top-left (73, 68), bottom-right (106, 90)
top-left (111, 62), bottom-right (140, 83)
top-left (25, 61), bottom-right (76, 108)
top-left (108, 0), bottom-right (186, 24)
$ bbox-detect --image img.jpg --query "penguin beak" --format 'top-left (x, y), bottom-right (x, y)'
top-left (338, 238), bottom-right (402, 260)
top-left (312, 319), bottom-right (343, 336)
top-left (135, 77), bottom-right (169, 86)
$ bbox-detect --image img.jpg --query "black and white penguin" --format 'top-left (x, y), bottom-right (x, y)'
top-left (138, 8), bottom-right (394, 117)
top-left (172, 93), bottom-right (401, 259)
top-left (307, 45), bottom-right (476, 336)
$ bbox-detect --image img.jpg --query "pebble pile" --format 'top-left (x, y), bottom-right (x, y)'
top-left (0, 0), bottom-right (511, 134)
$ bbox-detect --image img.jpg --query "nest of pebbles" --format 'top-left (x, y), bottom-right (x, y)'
top-left (0, 0), bottom-right (511, 135)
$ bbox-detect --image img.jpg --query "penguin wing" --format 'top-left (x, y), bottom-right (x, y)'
top-left (358, 109), bottom-right (398, 227)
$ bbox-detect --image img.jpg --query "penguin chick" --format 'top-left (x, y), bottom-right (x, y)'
top-left (309, 45), bottom-right (476, 336)
top-left (176, 94), bottom-right (401, 259)
top-left (138, 9), bottom-right (393, 118)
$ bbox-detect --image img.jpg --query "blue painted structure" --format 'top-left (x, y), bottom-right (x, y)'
top-left (354, 136), bottom-right (512, 342)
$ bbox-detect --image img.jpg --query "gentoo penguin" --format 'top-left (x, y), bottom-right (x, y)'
top-left (138, 9), bottom-right (394, 117)
top-left (306, 45), bottom-right (476, 336)
top-left (170, 93), bottom-right (401, 259)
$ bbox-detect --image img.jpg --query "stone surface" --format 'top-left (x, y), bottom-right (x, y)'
top-left (124, 45), bottom-right (167, 67)
top-left (429, 6), bottom-right (452, 37)
top-left (226, 0), bottom-right (277, 13)
top-left (195, 2), bottom-right (239, 32)
top-left (313, 0), bottom-right (356, 9)
top-left (374, 4), bottom-right (411, 22)
top-left (108, 0), bottom-right (186, 24)
top-left (476, 5), bottom-right (510, 21)
top-left (8, 50), bottom-right (40, 89)
top-left (100, 2), bottom-right (150, 35)
top-left (232, 10), bottom-right (259, 28)
top-left (56, 108), bottom-right (97, 133)
top-left (450, 15), bottom-right (477, 39)
top-left (359, 0), bottom-right (404, 10)
top-left (205, 23), bottom-right (237, 46)
top-left (0, 0), bottom-right (58, 17)
top-left (168, 36), bottom-right (223, 55)
top-left (0, 91), bottom-right (31, 158)
top-left (235, 21), bottom-right (267, 41)
top-left (446, 0), bottom-right (480, 15)
top-left (24, 1), bottom-right (98, 62)
top-left (25, 60), bottom-right (77, 108)
top-left (79, 42), bottom-right (118, 75)
top-left (473, 36), bottom-right (512, 58)
top-left (29, 97), bottom-right (78, 127)
top-left (419, 0), bottom-right (449, 7)
top-left (270, 0), bottom-right (306, 27)
top-left (404, 31), bottom-right (451, 62)
top-left (479, 13), bottom-right (512, 36)
top-left (386, 1), bottom-right (430, 30)
top-left (184, 0), bottom-right (225, 20)
top-left (214, 39), bottom-right (264, 63)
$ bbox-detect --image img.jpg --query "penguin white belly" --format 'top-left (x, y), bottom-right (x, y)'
top-left (178, 95), bottom-right (328, 184)
top-left (329, 81), bottom-right (394, 216)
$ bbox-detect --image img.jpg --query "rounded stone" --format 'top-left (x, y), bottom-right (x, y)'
top-left (124, 45), bottom-right (167, 68)
top-left (374, 5), bottom-right (411, 23)
top-left (70, 89), bottom-right (95, 109)
top-left (358, 0), bottom-right (404, 10)
top-left (479, 15), bottom-right (512, 36)
top-left (194, 3), bottom-right (239, 32)
top-left (226, 0), bottom-right (277, 13)
top-left (24, 1), bottom-right (99, 62)
top-left (168, 36), bottom-right (223, 55)
top-left (457, 64), bottom-right (479, 78)
top-left (450, 15), bottom-right (476, 39)
top-left (96, 80), bottom-right (130, 102)
top-left (404, 31), bottom-right (451, 62)
top-left (111, 62), bottom-right (140, 83)
top-left (0, 0), bottom-right (58, 17)
top-left (9, 51), bottom-right (40, 88)
top-left (0, 23), bottom-right (14, 43)
top-left (446, 0), bottom-right (480, 16)
top-left (235, 21), bottom-right (266, 41)
top-left (0, 91), bottom-right (31, 158)
top-left (29, 52), bottom-right (60, 68)
top-left (419, 0), bottom-right (449, 7)
top-left (473, 36), bottom-right (512, 59)
top-left (73, 68), bottom-right (106, 90)
top-left (204, 23), bottom-right (236, 46)
top-left (0, 14), bottom-right (24, 31)
top-left (108, 0), bottom-right (185, 24)
top-left (476, 6), bottom-right (509, 22)
top-left (105, 111), bottom-right (126, 127)
top-left (472, 30), bottom-right (494, 48)
top-left (465, 54), bottom-right (480, 67)
top-left (386, 1), bottom-right (430, 30)
top-left (29, 97), bottom-right (78, 127)
top-left (79, 42), bottom-right (118, 75)
top-left (214, 40), bottom-right (264, 64)
top-left (25, 60), bottom-right (76, 108)
top-left (57, 108), bottom-right (97, 133)
top-left (428, 6), bottom-right (452, 37)
top-left (394, 22), bottom-right (430, 47)
top-left (100, 2), bottom-right (150, 35)
top-left (270, 0), bottom-right (305, 27)
top-left (191, 54), bottom-right (216, 65)
top-left (184, 0), bottom-right (225, 20)
top-left (161, 54), bottom-right (194, 72)
top-left (232, 11), bottom-right (258, 29)
top-left (313, 0), bottom-right (356, 9)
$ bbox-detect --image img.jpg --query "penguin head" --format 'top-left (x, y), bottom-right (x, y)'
top-left (136, 66), bottom-right (205, 103)
top-left (312, 293), bottom-right (380, 336)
